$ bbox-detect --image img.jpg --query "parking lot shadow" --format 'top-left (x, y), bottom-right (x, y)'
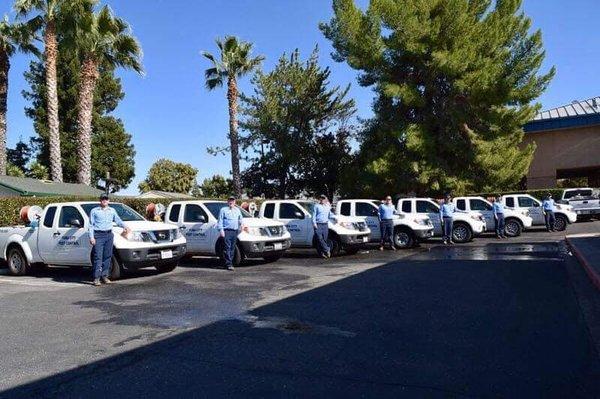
top-left (2, 255), bottom-right (598, 398)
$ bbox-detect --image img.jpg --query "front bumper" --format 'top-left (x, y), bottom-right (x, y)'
top-left (240, 238), bottom-right (291, 257)
top-left (472, 222), bottom-right (485, 235)
top-left (339, 233), bottom-right (371, 246)
top-left (563, 211), bottom-right (578, 223)
top-left (117, 244), bottom-right (187, 269)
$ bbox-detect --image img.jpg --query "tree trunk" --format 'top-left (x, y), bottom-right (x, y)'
top-left (0, 51), bottom-right (8, 175)
top-left (227, 76), bottom-right (241, 197)
top-left (45, 21), bottom-right (63, 182)
top-left (76, 56), bottom-right (99, 186)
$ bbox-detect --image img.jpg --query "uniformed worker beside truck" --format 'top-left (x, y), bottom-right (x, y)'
top-left (313, 195), bottom-right (337, 258)
top-left (378, 196), bottom-right (396, 251)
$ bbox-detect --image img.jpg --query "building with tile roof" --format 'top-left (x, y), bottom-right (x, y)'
top-left (523, 96), bottom-right (600, 188)
top-left (0, 176), bottom-right (103, 197)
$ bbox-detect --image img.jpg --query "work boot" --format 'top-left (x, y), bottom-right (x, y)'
top-left (93, 279), bottom-right (101, 287)
top-left (326, 251), bottom-right (331, 258)
top-left (390, 246), bottom-right (397, 251)
top-left (101, 277), bottom-right (112, 284)
top-left (227, 265), bottom-right (235, 271)
top-left (379, 246), bottom-right (384, 251)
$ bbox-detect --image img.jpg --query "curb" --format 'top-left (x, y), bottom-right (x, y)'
top-left (565, 235), bottom-right (600, 291)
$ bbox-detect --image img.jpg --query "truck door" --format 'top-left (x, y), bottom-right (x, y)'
top-left (278, 202), bottom-right (310, 246)
top-left (469, 198), bottom-right (494, 231)
top-left (518, 196), bottom-right (544, 225)
top-left (356, 201), bottom-right (380, 241)
top-left (417, 200), bottom-right (442, 236)
top-left (37, 205), bottom-right (58, 263)
top-left (181, 203), bottom-right (212, 253)
top-left (38, 205), bottom-right (91, 265)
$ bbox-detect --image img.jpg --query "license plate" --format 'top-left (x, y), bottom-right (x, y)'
top-left (274, 243), bottom-right (283, 251)
top-left (362, 236), bottom-right (369, 243)
top-left (161, 250), bottom-right (173, 259)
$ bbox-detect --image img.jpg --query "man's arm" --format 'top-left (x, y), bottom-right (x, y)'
top-left (89, 210), bottom-right (96, 239)
top-left (217, 208), bottom-right (225, 233)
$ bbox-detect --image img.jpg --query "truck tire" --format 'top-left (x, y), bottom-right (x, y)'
top-left (452, 222), bottom-right (473, 243)
top-left (328, 234), bottom-right (342, 257)
top-left (263, 253), bottom-right (282, 263)
top-left (156, 261), bottom-right (178, 273)
top-left (7, 246), bottom-right (29, 276)
top-left (504, 218), bottom-right (522, 237)
top-left (217, 240), bottom-right (242, 266)
top-left (394, 227), bottom-right (415, 248)
top-left (345, 247), bottom-right (360, 255)
top-left (109, 255), bottom-right (123, 280)
top-left (554, 214), bottom-right (567, 231)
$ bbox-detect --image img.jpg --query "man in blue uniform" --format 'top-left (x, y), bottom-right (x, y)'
top-left (217, 196), bottom-right (245, 271)
top-left (313, 194), bottom-right (336, 258)
top-left (542, 193), bottom-right (556, 232)
top-left (439, 194), bottom-right (457, 245)
top-left (492, 195), bottom-right (506, 238)
top-left (378, 195), bottom-right (396, 251)
top-left (89, 194), bottom-right (130, 286)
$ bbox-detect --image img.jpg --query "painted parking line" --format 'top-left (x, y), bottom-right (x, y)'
top-left (0, 278), bottom-right (84, 287)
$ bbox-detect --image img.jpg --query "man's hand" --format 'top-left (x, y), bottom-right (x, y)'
top-left (90, 237), bottom-right (96, 246)
top-left (220, 230), bottom-right (225, 238)
top-left (121, 227), bottom-right (131, 238)
top-left (242, 225), bottom-right (249, 233)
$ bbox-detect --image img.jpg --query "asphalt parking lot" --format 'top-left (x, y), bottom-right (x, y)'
top-left (1, 221), bottom-right (600, 398)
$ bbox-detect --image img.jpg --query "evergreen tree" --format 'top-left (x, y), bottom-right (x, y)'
top-left (138, 159), bottom-right (198, 195)
top-left (322, 0), bottom-right (554, 196)
top-left (22, 49), bottom-right (135, 192)
top-left (240, 48), bottom-right (355, 198)
top-left (198, 174), bottom-right (233, 198)
top-left (7, 138), bottom-right (32, 172)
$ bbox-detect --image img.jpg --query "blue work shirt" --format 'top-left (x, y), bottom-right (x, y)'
top-left (378, 203), bottom-right (395, 220)
top-left (542, 199), bottom-right (555, 212)
top-left (440, 203), bottom-right (456, 219)
top-left (492, 202), bottom-right (504, 216)
top-left (313, 203), bottom-right (335, 226)
top-left (89, 206), bottom-right (126, 237)
top-left (217, 206), bottom-right (243, 232)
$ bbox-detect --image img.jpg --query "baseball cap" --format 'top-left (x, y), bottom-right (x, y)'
top-left (100, 193), bottom-right (109, 200)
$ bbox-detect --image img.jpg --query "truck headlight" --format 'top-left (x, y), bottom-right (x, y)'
top-left (416, 218), bottom-right (429, 226)
top-left (471, 215), bottom-right (484, 222)
top-left (339, 222), bottom-right (356, 230)
top-left (126, 231), bottom-right (146, 242)
top-left (521, 210), bottom-right (530, 217)
top-left (246, 227), bottom-right (263, 236)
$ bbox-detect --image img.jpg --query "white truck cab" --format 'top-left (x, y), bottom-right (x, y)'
top-left (453, 196), bottom-right (533, 237)
top-left (501, 194), bottom-right (577, 231)
top-left (258, 200), bottom-right (371, 256)
top-left (0, 202), bottom-right (187, 278)
top-left (396, 198), bottom-right (486, 243)
top-left (560, 188), bottom-right (600, 220)
top-left (164, 200), bottom-right (291, 266)
top-left (335, 199), bottom-right (433, 248)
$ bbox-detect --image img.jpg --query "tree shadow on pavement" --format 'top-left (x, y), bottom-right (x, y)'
top-left (2, 255), bottom-right (598, 398)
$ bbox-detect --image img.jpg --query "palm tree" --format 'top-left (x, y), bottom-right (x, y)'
top-left (14, 0), bottom-right (77, 182)
top-left (203, 36), bottom-right (264, 197)
top-left (0, 16), bottom-right (38, 175)
top-left (66, 5), bottom-right (142, 186)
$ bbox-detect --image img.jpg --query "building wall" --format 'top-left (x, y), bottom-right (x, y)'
top-left (523, 124), bottom-right (600, 188)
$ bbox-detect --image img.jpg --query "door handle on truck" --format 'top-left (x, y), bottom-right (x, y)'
top-left (53, 232), bottom-right (61, 237)
top-left (179, 226), bottom-right (186, 230)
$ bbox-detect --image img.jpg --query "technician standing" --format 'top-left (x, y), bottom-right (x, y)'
top-left (439, 194), bottom-right (456, 245)
top-left (314, 195), bottom-right (336, 258)
top-left (89, 194), bottom-right (130, 286)
top-left (217, 196), bottom-right (245, 271)
top-left (492, 195), bottom-right (506, 238)
top-left (379, 195), bottom-right (396, 251)
top-left (542, 193), bottom-right (556, 232)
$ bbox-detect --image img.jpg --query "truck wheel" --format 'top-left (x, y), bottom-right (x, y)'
top-left (328, 234), bottom-right (341, 257)
top-left (7, 246), bottom-right (29, 276)
top-left (394, 227), bottom-right (415, 248)
top-left (217, 241), bottom-right (242, 266)
top-left (452, 222), bottom-right (473, 243)
top-left (345, 247), bottom-right (360, 255)
top-left (263, 254), bottom-right (282, 263)
top-left (554, 214), bottom-right (567, 231)
top-left (504, 219), bottom-right (522, 237)
top-left (109, 255), bottom-right (123, 280)
top-left (156, 261), bottom-right (178, 273)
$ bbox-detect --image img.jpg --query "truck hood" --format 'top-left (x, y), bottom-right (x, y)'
top-left (335, 215), bottom-right (365, 223)
top-left (122, 220), bottom-right (177, 231)
top-left (244, 218), bottom-right (285, 228)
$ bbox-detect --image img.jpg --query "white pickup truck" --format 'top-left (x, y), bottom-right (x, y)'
top-left (559, 188), bottom-right (600, 220)
top-left (501, 194), bottom-right (577, 231)
top-left (453, 196), bottom-right (533, 237)
top-left (258, 200), bottom-right (371, 256)
top-left (396, 198), bottom-right (486, 243)
top-left (335, 199), bottom-right (433, 248)
top-left (0, 202), bottom-right (187, 278)
top-left (164, 200), bottom-right (291, 266)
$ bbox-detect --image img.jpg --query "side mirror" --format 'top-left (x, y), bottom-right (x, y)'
top-left (69, 219), bottom-right (83, 228)
top-left (294, 211), bottom-right (304, 219)
top-left (533, 202), bottom-right (540, 207)
top-left (196, 215), bottom-right (206, 223)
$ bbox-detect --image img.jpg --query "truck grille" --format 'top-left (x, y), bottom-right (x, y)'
top-left (262, 226), bottom-right (285, 237)
top-left (149, 230), bottom-right (172, 243)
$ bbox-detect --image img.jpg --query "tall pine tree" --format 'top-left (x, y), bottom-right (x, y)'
top-left (22, 48), bottom-right (135, 192)
top-left (322, 0), bottom-right (554, 196)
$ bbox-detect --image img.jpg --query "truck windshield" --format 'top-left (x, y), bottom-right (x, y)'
top-left (564, 189), bottom-right (593, 199)
top-left (81, 203), bottom-right (146, 221)
top-left (203, 202), bottom-right (252, 219)
top-left (298, 201), bottom-right (316, 216)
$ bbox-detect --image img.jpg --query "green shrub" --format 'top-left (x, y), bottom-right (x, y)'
top-left (474, 189), bottom-right (564, 201)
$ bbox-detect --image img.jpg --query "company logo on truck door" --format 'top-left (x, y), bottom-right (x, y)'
top-left (58, 236), bottom-right (80, 246)
top-left (286, 224), bottom-right (301, 232)
top-left (185, 229), bottom-right (206, 238)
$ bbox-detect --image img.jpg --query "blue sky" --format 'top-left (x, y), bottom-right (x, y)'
top-left (4, 0), bottom-right (600, 195)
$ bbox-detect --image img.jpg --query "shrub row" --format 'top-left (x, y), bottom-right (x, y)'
top-left (474, 189), bottom-right (564, 201)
